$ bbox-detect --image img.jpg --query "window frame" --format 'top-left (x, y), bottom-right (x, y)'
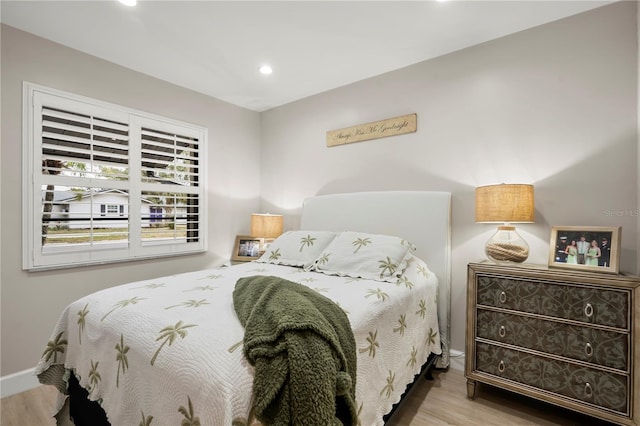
top-left (22, 82), bottom-right (208, 271)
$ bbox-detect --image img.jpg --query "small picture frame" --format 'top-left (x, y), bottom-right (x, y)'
top-left (548, 226), bottom-right (621, 274)
top-left (231, 235), bottom-right (263, 262)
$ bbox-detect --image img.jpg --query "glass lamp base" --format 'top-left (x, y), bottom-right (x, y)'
top-left (485, 225), bottom-right (529, 264)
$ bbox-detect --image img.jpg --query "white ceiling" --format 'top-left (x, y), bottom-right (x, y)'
top-left (1, 1), bottom-right (615, 112)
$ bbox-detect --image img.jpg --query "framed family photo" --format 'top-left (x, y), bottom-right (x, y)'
top-left (548, 226), bottom-right (621, 274)
top-left (231, 235), bottom-right (263, 262)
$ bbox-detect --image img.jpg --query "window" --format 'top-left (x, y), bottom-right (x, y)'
top-left (23, 83), bottom-right (207, 270)
top-left (103, 204), bottom-right (121, 215)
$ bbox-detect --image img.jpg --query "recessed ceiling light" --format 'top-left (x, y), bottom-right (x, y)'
top-left (118, 0), bottom-right (137, 6)
top-left (259, 65), bottom-right (273, 75)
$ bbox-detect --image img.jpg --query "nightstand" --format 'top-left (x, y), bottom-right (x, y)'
top-left (466, 261), bottom-right (640, 425)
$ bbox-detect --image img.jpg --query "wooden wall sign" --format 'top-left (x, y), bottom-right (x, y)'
top-left (326, 113), bottom-right (417, 147)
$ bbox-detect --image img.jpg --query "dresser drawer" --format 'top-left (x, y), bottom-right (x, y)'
top-left (477, 309), bottom-right (629, 370)
top-left (476, 275), bottom-right (629, 329)
top-left (476, 342), bottom-right (629, 415)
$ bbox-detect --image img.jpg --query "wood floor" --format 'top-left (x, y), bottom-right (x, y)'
top-left (1, 368), bottom-right (615, 425)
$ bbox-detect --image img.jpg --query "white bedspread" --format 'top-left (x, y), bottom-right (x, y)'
top-left (36, 255), bottom-right (441, 425)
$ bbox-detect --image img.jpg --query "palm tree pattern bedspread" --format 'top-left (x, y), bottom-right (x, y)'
top-left (35, 255), bottom-right (441, 426)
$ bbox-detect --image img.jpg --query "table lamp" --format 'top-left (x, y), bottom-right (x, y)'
top-left (475, 184), bottom-right (534, 263)
top-left (250, 213), bottom-right (283, 245)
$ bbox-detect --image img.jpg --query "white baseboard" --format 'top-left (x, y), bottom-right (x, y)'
top-left (448, 349), bottom-right (465, 372)
top-left (1, 367), bottom-right (40, 398)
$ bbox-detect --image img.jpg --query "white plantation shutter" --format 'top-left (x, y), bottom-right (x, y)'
top-left (41, 106), bottom-right (130, 180)
top-left (140, 127), bottom-right (199, 186)
top-left (24, 84), bottom-right (207, 270)
top-left (137, 118), bottom-right (203, 248)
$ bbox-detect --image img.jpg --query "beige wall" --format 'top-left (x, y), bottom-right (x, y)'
top-left (260, 1), bottom-right (639, 355)
top-left (0, 25), bottom-right (262, 376)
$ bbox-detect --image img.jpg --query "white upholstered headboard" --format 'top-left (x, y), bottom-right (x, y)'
top-left (300, 190), bottom-right (451, 366)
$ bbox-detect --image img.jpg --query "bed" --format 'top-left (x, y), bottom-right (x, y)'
top-left (35, 190), bottom-right (451, 425)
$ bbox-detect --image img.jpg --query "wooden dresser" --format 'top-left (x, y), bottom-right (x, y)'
top-left (466, 261), bottom-right (640, 425)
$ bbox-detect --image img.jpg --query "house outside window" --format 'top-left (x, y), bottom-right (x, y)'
top-left (23, 83), bottom-right (207, 270)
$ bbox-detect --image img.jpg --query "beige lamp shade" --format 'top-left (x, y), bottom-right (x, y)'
top-left (475, 184), bottom-right (535, 223)
top-left (250, 214), bottom-right (283, 239)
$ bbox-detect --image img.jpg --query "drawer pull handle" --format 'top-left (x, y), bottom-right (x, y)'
top-left (584, 303), bottom-right (594, 318)
top-left (584, 382), bottom-right (593, 398)
top-left (499, 326), bottom-right (506, 338)
top-left (499, 291), bottom-right (507, 303)
top-left (585, 342), bottom-right (593, 357)
top-left (498, 360), bottom-right (505, 373)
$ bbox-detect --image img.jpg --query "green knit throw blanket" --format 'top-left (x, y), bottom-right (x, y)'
top-left (233, 275), bottom-right (358, 426)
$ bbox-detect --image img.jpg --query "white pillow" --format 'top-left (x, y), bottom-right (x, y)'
top-left (396, 253), bottom-right (435, 288)
top-left (311, 231), bottom-right (415, 282)
top-left (256, 230), bottom-right (337, 268)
